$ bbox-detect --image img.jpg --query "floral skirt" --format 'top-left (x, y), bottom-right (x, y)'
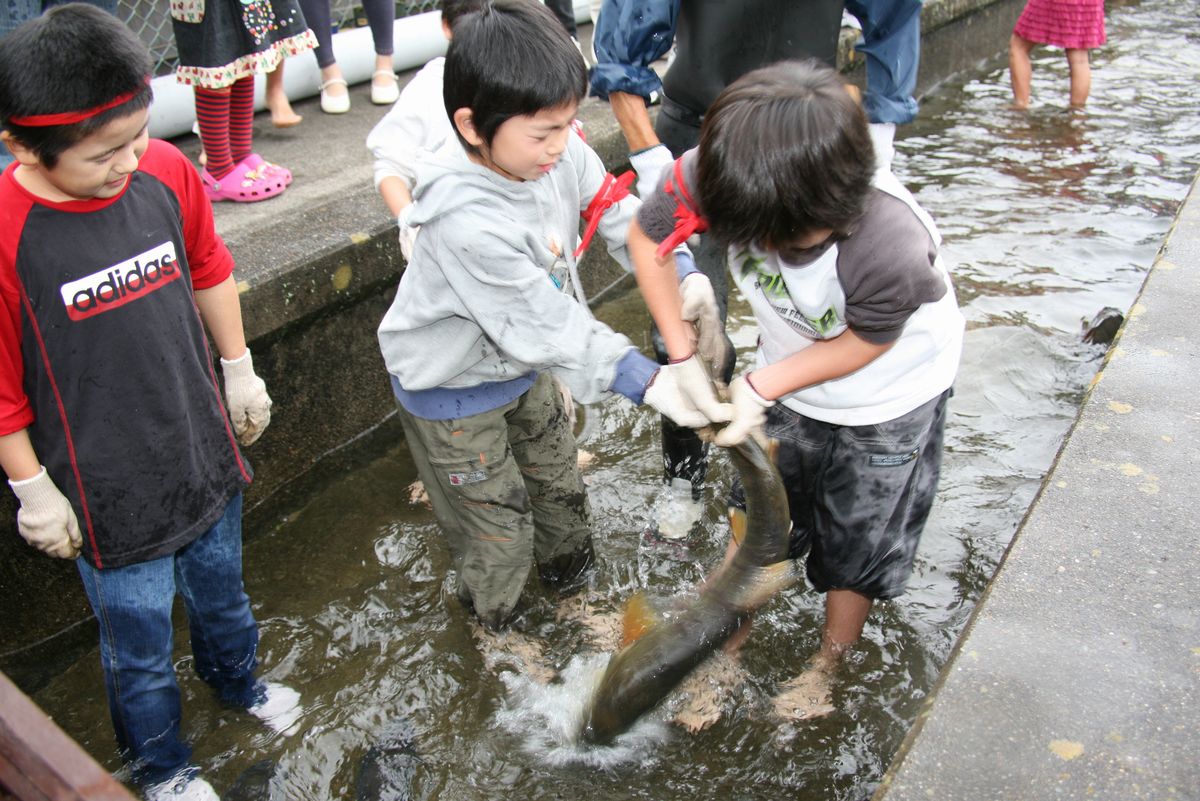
top-left (171, 0), bottom-right (317, 89)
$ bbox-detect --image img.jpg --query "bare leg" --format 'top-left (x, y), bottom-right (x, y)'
top-left (1009, 33), bottom-right (1035, 109)
top-left (1066, 48), bottom-right (1092, 107)
top-left (265, 62), bottom-right (302, 127)
top-left (773, 589), bottom-right (872, 721)
top-left (819, 589), bottom-right (872, 665)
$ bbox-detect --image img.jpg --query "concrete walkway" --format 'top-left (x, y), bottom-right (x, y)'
top-left (874, 177), bottom-right (1200, 798)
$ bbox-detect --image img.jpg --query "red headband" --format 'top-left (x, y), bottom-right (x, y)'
top-left (9, 79), bottom-right (149, 127)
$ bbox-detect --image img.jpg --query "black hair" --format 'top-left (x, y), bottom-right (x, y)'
top-left (0, 3), bottom-right (153, 168)
top-left (696, 59), bottom-right (876, 249)
top-left (443, 0), bottom-right (586, 155)
top-left (441, 0), bottom-right (484, 29)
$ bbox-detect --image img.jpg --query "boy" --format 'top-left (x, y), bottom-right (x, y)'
top-left (376, 0), bottom-right (726, 632)
top-left (0, 6), bottom-right (296, 799)
top-left (366, 0), bottom-right (483, 260)
top-left (631, 60), bottom-right (964, 717)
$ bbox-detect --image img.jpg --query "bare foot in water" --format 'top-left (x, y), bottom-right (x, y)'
top-left (671, 650), bottom-right (744, 732)
top-left (772, 666), bottom-right (835, 721)
top-left (470, 623), bottom-right (557, 685)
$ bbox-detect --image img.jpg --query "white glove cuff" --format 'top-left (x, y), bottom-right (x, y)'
top-left (220, 348), bottom-right (254, 374)
top-left (680, 271), bottom-right (713, 294)
top-left (397, 203), bottom-right (415, 227)
top-left (9, 466), bottom-right (59, 512)
top-left (742, 373), bottom-right (775, 407)
top-left (629, 143), bottom-right (672, 172)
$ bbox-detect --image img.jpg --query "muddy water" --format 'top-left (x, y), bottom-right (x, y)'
top-left (33, 1), bottom-right (1200, 799)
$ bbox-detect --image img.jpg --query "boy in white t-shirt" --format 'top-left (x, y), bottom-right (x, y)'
top-left (366, 0), bottom-right (482, 259)
top-left (631, 59), bottom-right (964, 718)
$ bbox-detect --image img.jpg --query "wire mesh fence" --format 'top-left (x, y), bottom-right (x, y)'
top-left (121, 0), bottom-right (440, 78)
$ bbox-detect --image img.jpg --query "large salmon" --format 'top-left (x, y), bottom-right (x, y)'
top-left (580, 436), bottom-right (796, 745)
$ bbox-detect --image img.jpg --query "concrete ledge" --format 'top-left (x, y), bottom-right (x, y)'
top-left (874, 175), bottom-right (1200, 799)
top-left (0, 0), bottom-right (1025, 691)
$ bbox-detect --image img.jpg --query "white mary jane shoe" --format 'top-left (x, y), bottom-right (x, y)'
top-left (319, 77), bottom-right (350, 114)
top-left (370, 70), bottom-right (399, 105)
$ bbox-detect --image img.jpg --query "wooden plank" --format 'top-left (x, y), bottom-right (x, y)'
top-left (0, 671), bottom-right (136, 801)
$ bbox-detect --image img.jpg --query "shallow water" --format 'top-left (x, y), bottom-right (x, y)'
top-left (34, 2), bottom-right (1200, 799)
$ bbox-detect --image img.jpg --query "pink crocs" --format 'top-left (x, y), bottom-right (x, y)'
top-left (202, 155), bottom-right (289, 203)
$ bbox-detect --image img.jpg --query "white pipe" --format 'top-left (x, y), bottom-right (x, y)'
top-left (149, 10), bottom-right (446, 139)
top-left (148, 1), bottom-right (594, 140)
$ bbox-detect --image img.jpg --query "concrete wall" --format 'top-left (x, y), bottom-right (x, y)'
top-left (0, 0), bottom-right (1024, 692)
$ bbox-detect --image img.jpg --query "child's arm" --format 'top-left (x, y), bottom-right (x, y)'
top-left (0, 430), bottom-right (81, 559)
top-left (749, 329), bottom-right (894, 400)
top-left (193, 274), bottom-right (248, 361)
top-left (0, 429), bottom-right (42, 482)
top-left (377, 175), bottom-right (415, 219)
top-left (366, 62), bottom-right (444, 214)
top-left (194, 276), bottom-right (272, 446)
top-left (366, 72), bottom-right (443, 258)
top-left (630, 218), bottom-right (692, 361)
top-left (713, 331), bottom-right (894, 447)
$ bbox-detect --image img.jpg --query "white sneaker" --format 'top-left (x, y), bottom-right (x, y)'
top-left (144, 772), bottom-right (220, 801)
top-left (247, 681), bottom-right (302, 734)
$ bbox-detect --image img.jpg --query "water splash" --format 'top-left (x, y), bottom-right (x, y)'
top-left (492, 653), bottom-right (671, 770)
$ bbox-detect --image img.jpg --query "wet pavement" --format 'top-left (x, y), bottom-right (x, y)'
top-left (875, 174), bottom-right (1200, 800)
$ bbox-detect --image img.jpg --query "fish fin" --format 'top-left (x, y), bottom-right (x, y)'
top-left (766, 438), bottom-right (780, 465)
top-left (620, 592), bottom-right (662, 648)
top-left (735, 559), bottom-right (802, 611)
top-left (727, 506), bottom-right (747, 548)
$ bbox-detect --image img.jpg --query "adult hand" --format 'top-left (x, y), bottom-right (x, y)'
top-left (629, 144), bottom-right (673, 200)
top-left (643, 354), bottom-right (733, 429)
top-left (221, 348), bottom-right (273, 446)
top-left (714, 374), bottom-right (774, 447)
top-left (10, 467), bottom-right (82, 559)
top-left (678, 271), bottom-right (725, 374)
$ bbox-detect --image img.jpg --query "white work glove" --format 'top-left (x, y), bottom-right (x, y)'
top-left (397, 204), bottom-right (419, 262)
top-left (678, 271), bottom-right (724, 373)
top-left (9, 467), bottom-right (82, 559)
top-left (714, 374), bottom-right (774, 447)
top-left (221, 348), bottom-right (272, 446)
top-left (643, 354), bottom-right (734, 429)
top-left (629, 144), bottom-right (674, 200)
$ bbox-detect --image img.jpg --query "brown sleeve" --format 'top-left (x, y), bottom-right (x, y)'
top-left (837, 189), bottom-right (947, 344)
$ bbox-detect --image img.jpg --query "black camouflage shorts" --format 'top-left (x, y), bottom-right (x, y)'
top-left (730, 389), bottom-right (950, 600)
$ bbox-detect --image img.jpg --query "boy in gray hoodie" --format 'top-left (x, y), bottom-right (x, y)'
top-left (376, 0), bottom-right (728, 631)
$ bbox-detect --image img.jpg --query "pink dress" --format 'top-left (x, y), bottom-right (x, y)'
top-left (1014, 0), bottom-right (1106, 49)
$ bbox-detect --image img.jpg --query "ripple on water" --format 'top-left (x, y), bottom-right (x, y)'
top-left (29, 2), bottom-right (1200, 800)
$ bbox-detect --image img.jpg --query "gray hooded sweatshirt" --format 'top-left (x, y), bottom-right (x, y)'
top-left (377, 131), bottom-right (653, 414)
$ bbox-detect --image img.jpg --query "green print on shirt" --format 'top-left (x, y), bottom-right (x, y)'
top-left (738, 250), bottom-right (842, 338)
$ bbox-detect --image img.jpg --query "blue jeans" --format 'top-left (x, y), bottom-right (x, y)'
top-left (77, 493), bottom-right (260, 786)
